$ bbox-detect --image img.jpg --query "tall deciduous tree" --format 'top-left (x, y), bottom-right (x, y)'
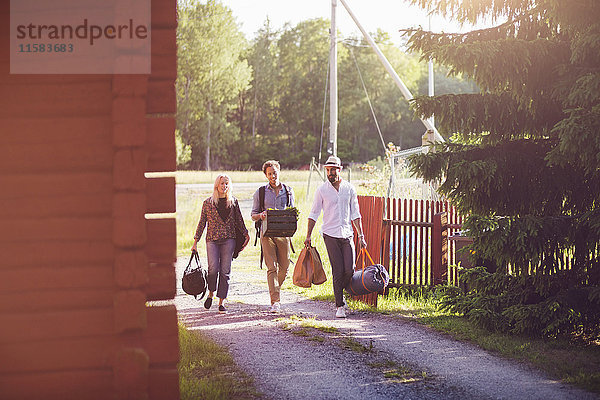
top-left (275, 19), bottom-right (331, 165)
top-left (239, 20), bottom-right (281, 167)
top-left (176, 0), bottom-right (251, 170)
top-left (407, 0), bottom-right (600, 335)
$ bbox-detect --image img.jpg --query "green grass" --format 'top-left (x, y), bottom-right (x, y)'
top-left (379, 362), bottom-right (427, 383)
top-left (340, 337), bottom-right (373, 353)
top-left (276, 315), bottom-right (339, 342)
top-left (178, 324), bottom-right (262, 400)
top-left (175, 171), bottom-right (600, 395)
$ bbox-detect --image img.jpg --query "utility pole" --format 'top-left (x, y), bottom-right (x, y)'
top-left (328, 0), bottom-right (338, 156)
top-left (339, 0), bottom-right (443, 142)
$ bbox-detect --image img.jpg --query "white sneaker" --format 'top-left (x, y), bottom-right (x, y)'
top-left (270, 302), bottom-right (281, 313)
top-left (335, 306), bottom-right (346, 318)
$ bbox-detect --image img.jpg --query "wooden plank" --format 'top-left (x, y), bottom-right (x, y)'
top-left (112, 96), bottom-right (147, 124)
top-left (150, 54), bottom-right (177, 80)
top-left (151, 28), bottom-right (177, 55)
top-left (432, 212), bottom-right (448, 285)
top-left (0, 172), bottom-right (112, 197)
top-left (0, 218), bottom-right (112, 242)
top-left (0, 192), bottom-right (112, 219)
top-left (1, 307), bottom-right (178, 374)
top-left (425, 200), bottom-right (431, 285)
top-left (146, 117), bottom-right (176, 172)
top-left (113, 119), bottom-right (146, 148)
top-left (143, 305), bottom-right (179, 364)
top-left (392, 198), bottom-right (397, 284)
top-left (146, 263), bottom-right (176, 301)
top-left (419, 200), bottom-right (425, 285)
top-left (113, 215), bottom-right (147, 248)
top-left (149, 368), bottom-right (180, 400)
top-left (0, 142), bottom-right (112, 174)
top-left (0, 82), bottom-right (112, 118)
top-left (113, 148), bottom-right (147, 191)
top-left (0, 336), bottom-right (117, 373)
top-left (409, 199), bottom-right (415, 285)
top-left (112, 75), bottom-right (148, 97)
top-left (0, 308), bottom-right (113, 344)
top-left (151, 0), bottom-right (177, 28)
top-left (354, 196), bottom-right (384, 307)
top-left (114, 290), bottom-right (147, 333)
top-left (113, 193), bottom-right (146, 219)
top-left (0, 265), bottom-right (114, 293)
top-left (0, 241), bottom-right (113, 269)
top-left (146, 177), bottom-right (175, 214)
top-left (402, 199), bottom-right (408, 284)
top-left (0, 74), bottom-right (111, 86)
top-left (0, 117), bottom-right (112, 145)
top-left (146, 218), bottom-right (176, 265)
top-left (147, 79), bottom-right (176, 114)
top-left (0, 370), bottom-right (113, 400)
top-left (115, 250), bottom-right (149, 289)
top-left (0, 288), bottom-right (114, 314)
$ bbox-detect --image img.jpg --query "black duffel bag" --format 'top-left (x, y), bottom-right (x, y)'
top-left (347, 248), bottom-right (389, 296)
top-left (182, 250), bottom-right (208, 299)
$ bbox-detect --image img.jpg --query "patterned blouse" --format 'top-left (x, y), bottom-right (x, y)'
top-left (194, 197), bottom-right (248, 242)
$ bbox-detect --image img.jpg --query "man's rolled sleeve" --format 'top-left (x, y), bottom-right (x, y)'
top-left (308, 188), bottom-right (323, 221)
top-left (349, 186), bottom-right (361, 221)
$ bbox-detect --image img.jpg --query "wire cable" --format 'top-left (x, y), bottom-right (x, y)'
top-left (349, 47), bottom-right (387, 153)
top-left (318, 55), bottom-right (330, 167)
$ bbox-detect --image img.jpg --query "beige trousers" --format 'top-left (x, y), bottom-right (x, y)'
top-left (261, 236), bottom-right (291, 304)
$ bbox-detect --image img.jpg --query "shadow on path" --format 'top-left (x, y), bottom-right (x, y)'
top-left (173, 256), bottom-right (598, 400)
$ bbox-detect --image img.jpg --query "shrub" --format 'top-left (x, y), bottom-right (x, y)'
top-left (439, 267), bottom-right (600, 338)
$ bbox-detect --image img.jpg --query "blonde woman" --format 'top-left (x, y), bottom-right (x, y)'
top-left (192, 174), bottom-right (249, 313)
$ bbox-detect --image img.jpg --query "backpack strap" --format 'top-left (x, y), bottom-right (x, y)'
top-left (281, 183), bottom-right (291, 207)
top-left (254, 185), bottom-right (267, 268)
top-left (259, 185), bottom-right (266, 212)
top-left (254, 185), bottom-right (266, 247)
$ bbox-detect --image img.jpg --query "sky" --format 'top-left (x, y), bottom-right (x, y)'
top-left (221, 0), bottom-right (487, 46)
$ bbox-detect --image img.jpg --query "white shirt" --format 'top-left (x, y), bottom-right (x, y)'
top-left (308, 179), bottom-right (362, 239)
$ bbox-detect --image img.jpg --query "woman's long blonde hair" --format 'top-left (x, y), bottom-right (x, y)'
top-left (210, 174), bottom-right (234, 207)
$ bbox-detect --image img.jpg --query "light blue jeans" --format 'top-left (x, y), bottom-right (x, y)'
top-left (206, 238), bottom-right (235, 299)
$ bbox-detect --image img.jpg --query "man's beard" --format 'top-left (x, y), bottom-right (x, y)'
top-left (327, 174), bottom-right (337, 183)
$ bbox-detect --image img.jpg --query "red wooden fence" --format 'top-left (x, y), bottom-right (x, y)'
top-left (357, 196), bottom-right (464, 301)
top-left (352, 196), bottom-right (385, 306)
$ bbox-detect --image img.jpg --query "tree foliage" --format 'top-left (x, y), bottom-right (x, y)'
top-left (176, 0), bottom-right (251, 170)
top-left (406, 0), bottom-right (600, 336)
top-left (175, 1), bottom-right (477, 170)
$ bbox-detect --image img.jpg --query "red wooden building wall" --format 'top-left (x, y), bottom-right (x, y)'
top-left (0, 0), bottom-right (179, 398)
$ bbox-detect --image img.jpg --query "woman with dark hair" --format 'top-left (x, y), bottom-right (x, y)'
top-left (192, 174), bottom-right (249, 313)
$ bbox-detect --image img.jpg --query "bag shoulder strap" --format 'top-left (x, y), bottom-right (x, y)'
top-left (281, 183), bottom-right (291, 207)
top-left (254, 186), bottom-right (266, 247)
top-left (258, 185), bottom-right (266, 212)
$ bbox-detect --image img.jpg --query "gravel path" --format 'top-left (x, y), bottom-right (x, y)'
top-left (174, 256), bottom-right (598, 400)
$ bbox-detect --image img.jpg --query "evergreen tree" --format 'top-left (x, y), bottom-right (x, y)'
top-left (406, 0), bottom-right (600, 336)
